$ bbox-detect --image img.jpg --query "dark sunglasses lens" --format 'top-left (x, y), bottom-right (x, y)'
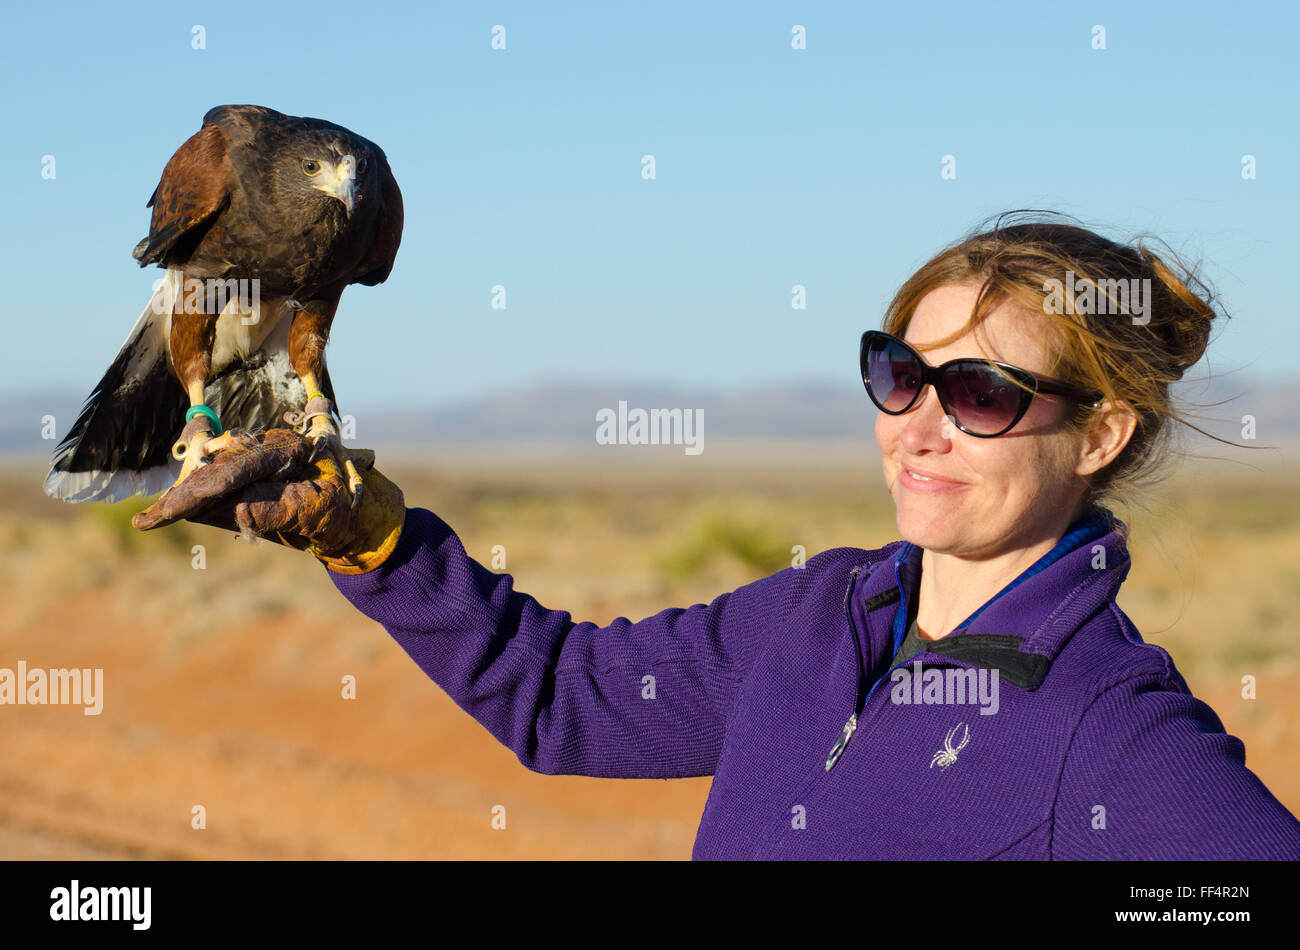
top-left (941, 364), bottom-right (1023, 435)
top-left (864, 338), bottom-right (922, 412)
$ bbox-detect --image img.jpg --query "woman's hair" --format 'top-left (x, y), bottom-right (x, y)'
top-left (881, 210), bottom-right (1242, 522)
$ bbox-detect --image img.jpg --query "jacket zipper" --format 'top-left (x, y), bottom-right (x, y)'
top-left (825, 572), bottom-right (975, 772)
top-left (825, 564), bottom-right (929, 772)
top-left (825, 566), bottom-right (868, 771)
top-left (756, 565), bottom-right (873, 858)
top-left (758, 563), bottom-right (920, 857)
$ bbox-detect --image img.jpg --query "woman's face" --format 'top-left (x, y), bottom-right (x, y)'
top-left (874, 279), bottom-right (1092, 559)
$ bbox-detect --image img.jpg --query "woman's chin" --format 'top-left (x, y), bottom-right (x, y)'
top-left (894, 500), bottom-right (962, 551)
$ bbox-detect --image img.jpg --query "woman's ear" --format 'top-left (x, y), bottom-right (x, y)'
top-left (1075, 400), bottom-right (1139, 478)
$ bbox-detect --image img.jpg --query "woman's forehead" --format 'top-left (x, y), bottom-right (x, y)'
top-left (906, 282), bottom-right (1059, 370)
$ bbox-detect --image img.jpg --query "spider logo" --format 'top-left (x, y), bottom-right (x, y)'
top-left (929, 722), bottom-right (970, 769)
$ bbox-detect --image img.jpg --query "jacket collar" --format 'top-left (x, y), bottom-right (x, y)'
top-left (852, 507), bottom-right (1131, 688)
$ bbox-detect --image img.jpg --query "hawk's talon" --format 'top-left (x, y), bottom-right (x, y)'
top-left (308, 437), bottom-right (329, 465)
top-left (300, 403), bottom-right (363, 511)
top-left (201, 427), bottom-right (257, 456)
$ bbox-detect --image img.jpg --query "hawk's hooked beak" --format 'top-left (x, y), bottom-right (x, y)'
top-left (316, 155), bottom-right (356, 216)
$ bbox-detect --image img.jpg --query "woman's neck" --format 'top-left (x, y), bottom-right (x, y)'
top-left (913, 533), bottom-right (1063, 640)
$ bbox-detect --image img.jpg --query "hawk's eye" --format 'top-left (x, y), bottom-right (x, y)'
top-left (357, 157), bottom-right (368, 174)
top-left (301, 159), bottom-right (322, 176)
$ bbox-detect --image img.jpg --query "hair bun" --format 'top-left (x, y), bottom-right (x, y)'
top-left (1139, 244), bottom-right (1217, 381)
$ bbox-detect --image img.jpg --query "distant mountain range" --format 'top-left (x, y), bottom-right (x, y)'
top-left (3, 375), bottom-right (1297, 458)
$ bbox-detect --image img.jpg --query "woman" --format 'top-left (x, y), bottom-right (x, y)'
top-left (136, 212), bottom-right (1300, 860)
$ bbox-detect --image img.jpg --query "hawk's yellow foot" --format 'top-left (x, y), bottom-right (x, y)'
top-left (284, 394), bottom-right (364, 511)
top-left (171, 414), bottom-right (218, 485)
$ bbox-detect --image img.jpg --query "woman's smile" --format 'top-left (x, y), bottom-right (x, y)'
top-left (899, 464), bottom-right (968, 493)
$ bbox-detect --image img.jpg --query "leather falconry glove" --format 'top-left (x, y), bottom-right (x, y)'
top-left (131, 428), bottom-right (406, 575)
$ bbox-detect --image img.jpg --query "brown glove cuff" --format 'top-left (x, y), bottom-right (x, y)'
top-left (312, 466), bottom-right (407, 575)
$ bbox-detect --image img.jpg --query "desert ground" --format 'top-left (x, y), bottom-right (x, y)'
top-left (1, 441), bottom-right (1296, 859)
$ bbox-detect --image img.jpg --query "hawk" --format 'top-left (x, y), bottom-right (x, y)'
top-left (43, 104), bottom-right (403, 508)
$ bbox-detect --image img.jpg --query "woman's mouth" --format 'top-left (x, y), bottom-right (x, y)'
top-left (899, 465), bottom-right (967, 493)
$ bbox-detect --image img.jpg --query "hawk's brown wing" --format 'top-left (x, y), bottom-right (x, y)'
top-left (132, 121), bottom-right (232, 267)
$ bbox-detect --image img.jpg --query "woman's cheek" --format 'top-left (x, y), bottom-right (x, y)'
top-left (874, 413), bottom-right (899, 454)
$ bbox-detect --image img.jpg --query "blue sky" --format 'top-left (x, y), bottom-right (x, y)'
top-left (3, 0), bottom-right (1296, 410)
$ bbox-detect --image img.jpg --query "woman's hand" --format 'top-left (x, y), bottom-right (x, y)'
top-left (131, 427), bottom-right (406, 574)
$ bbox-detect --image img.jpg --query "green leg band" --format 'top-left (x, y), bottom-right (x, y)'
top-left (185, 404), bottom-right (223, 435)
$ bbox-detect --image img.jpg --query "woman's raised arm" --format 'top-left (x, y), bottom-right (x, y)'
top-left (329, 505), bottom-right (814, 778)
top-left (132, 427), bottom-right (839, 779)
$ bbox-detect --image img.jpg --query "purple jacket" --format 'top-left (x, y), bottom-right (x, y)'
top-left (329, 504), bottom-right (1300, 860)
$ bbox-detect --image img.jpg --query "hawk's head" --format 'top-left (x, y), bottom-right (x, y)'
top-left (277, 128), bottom-right (381, 222)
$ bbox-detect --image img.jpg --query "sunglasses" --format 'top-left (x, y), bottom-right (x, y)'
top-left (860, 330), bottom-right (1103, 437)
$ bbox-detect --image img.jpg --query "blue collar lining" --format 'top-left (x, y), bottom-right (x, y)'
top-left (889, 507), bottom-right (1117, 654)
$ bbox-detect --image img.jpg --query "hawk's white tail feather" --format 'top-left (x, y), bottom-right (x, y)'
top-left (43, 271), bottom-right (186, 503)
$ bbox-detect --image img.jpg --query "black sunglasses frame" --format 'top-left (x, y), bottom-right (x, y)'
top-left (859, 330), bottom-right (1104, 438)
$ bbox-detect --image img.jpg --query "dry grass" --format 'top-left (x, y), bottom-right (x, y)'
top-left (0, 444), bottom-right (1295, 858)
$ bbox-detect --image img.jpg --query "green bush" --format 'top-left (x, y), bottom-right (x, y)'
top-left (656, 511), bottom-right (790, 581)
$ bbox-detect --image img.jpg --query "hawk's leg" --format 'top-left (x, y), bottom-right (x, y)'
top-left (171, 385), bottom-right (219, 485)
top-left (287, 300), bottom-right (363, 511)
top-left (169, 305), bottom-right (221, 486)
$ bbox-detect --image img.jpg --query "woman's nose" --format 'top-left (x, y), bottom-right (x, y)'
top-left (898, 385), bottom-right (956, 450)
